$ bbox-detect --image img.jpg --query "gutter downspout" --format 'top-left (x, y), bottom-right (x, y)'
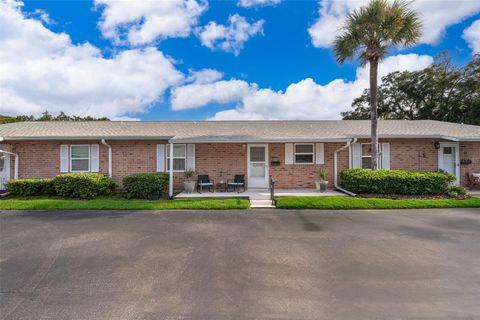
top-left (169, 142), bottom-right (174, 199)
top-left (334, 138), bottom-right (357, 197)
top-left (101, 139), bottom-right (112, 177)
top-left (0, 138), bottom-right (19, 180)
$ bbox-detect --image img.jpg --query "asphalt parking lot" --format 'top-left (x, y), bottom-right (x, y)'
top-left (1, 208), bottom-right (479, 320)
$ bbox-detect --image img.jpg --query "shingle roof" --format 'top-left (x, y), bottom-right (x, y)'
top-left (1, 120), bottom-right (479, 142)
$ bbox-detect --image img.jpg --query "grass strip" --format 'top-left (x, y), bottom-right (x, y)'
top-left (276, 196), bottom-right (480, 209)
top-left (0, 197), bottom-right (250, 210)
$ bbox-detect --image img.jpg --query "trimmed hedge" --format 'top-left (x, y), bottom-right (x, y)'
top-left (123, 173), bottom-right (169, 199)
top-left (52, 173), bottom-right (116, 199)
top-left (340, 169), bottom-right (455, 195)
top-left (6, 178), bottom-right (55, 196)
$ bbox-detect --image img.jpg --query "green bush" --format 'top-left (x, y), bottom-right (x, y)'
top-left (447, 185), bottom-right (467, 197)
top-left (52, 173), bottom-right (116, 199)
top-left (340, 169), bottom-right (455, 195)
top-left (123, 173), bottom-right (169, 199)
top-left (6, 178), bottom-right (55, 196)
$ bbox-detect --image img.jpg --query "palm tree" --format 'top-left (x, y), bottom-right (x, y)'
top-left (334, 0), bottom-right (422, 169)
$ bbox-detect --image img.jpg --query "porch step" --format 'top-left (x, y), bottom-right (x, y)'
top-left (250, 199), bottom-right (275, 208)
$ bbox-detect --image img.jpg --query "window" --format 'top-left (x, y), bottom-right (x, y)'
top-left (167, 144), bottom-right (186, 171)
top-left (70, 145), bottom-right (90, 172)
top-left (0, 153), bottom-right (4, 173)
top-left (250, 146), bottom-right (265, 162)
top-left (361, 143), bottom-right (382, 169)
top-left (294, 144), bottom-right (314, 164)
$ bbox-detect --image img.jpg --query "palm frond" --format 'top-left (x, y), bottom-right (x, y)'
top-left (333, 0), bottom-right (422, 65)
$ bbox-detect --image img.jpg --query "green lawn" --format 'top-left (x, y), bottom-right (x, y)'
top-left (276, 196), bottom-right (480, 209)
top-left (0, 197), bottom-right (250, 210)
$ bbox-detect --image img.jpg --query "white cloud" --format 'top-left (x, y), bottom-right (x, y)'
top-left (185, 68), bottom-right (224, 84)
top-left (30, 8), bottom-right (53, 25)
top-left (95, 0), bottom-right (207, 46)
top-left (171, 79), bottom-right (257, 110)
top-left (212, 54), bottom-right (433, 120)
top-left (237, 0), bottom-right (282, 8)
top-left (0, 0), bottom-right (184, 120)
top-left (309, 0), bottom-right (480, 48)
top-left (463, 19), bottom-right (480, 53)
top-left (198, 14), bottom-right (264, 55)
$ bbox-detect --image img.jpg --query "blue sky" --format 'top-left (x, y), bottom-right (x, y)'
top-left (1, 0), bottom-right (480, 121)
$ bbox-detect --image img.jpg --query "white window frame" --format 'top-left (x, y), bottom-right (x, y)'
top-left (294, 143), bottom-right (314, 164)
top-left (167, 144), bottom-right (187, 172)
top-left (360, 143), bottom-right (382, 169)
top-left (70, 144), bottom-right (91, 173)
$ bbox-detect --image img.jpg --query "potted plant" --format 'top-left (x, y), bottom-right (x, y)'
top-left (315, 169), bottom-right (329, 193)
top-left (183, 170), bottom-right (196, 193)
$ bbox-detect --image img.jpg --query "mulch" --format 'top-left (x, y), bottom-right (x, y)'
top-left (357, 193), bottom-right (471, 200)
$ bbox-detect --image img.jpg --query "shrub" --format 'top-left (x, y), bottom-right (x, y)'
top-left (52, 173), bottom-right (116, 199)
top-left (447, 185), bottom-right (467, 198)
top-left (340, 169), bottom-right (455, 195)
top-left (318, 169), bottom-right (328, 181)
top-left (123, 173), bottom-right (169, 199)
top-left (6, 178), bottom-right (55, 196)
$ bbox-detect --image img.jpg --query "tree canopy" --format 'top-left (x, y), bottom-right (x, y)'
top-left (0, 111), bottom-right (110, 124)
top-left (342, 52), bottom-right (480, 125)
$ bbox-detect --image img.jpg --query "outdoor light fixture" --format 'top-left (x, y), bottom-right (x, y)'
top-left (434, 142), bottom-right (440, 149)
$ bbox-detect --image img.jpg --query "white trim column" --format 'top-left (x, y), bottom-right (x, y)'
top-left (101, 139), bottom-right (112, 177)
top-left (169, 142), bottom-right (174, 198)
top-left (0, 149), bottom-right (19, 179)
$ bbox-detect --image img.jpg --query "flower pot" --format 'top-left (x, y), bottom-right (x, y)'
top-left (320, 181), bottom-right (328, 193)
top-left (316, 180), bottom-right (328, 193)
top-left (183, 181), bottom-right (196, 194)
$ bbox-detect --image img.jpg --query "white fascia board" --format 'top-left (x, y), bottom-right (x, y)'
top-left (2, 136), bottom-right (175, 141)
top-left (168, 138), bottom-right (353, 143)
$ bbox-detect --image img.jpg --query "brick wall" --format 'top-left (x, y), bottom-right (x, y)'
top-left (6, 140), bottom-right (480, 190)
top-left (108, 140), bottom-right (166, 185)
top-left (269, 143), bottom-right (349, 188)
top-left (9, 140), bottom-right (109, 179)
top-left (388, 139), bottom-right (439, 171)
top-left (194, 143), bottom-right (247, 186)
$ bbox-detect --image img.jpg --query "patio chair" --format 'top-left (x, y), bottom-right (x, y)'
top-left (468, 172), bottom-right (480, 189)
top-left (197, 175), bottom-right (214, 193)
top-left (227, 175), bottom-right (245, 193)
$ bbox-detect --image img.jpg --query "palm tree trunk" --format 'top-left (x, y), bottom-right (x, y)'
top-left (369, 58), bottom-right (379, 170)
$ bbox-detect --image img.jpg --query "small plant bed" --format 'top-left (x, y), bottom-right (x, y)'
top-left (276, 196), bottom-right (480, 210)
top-left (0, 197), bottom-right (249, 210)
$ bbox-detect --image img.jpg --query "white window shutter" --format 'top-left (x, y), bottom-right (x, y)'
top-left (60, 145), bottom-right (69, 172)
top-left (381, 143), bottom-right (390, 170)
top-left (315, 143), bottom-right (325, 164)
top-left (351, 143), bottom-right (361, 168)
top-left (156, 144), bottom-right (165, 172)
top-left (285, 143), bottom-right (294, 165)
top-left (187, 144), bottom-right (195, 171)
top-left (90, 144), bottom-right (100, 172)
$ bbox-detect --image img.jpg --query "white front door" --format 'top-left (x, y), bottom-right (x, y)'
top-left (248, 144), bottom-right (269, 188)
top-left (0, 152), bottom-right (10, 190)
top-left (438, 142), bottom-right (460, 185)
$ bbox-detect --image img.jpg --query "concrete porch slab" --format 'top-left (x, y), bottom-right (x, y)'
top-left (467, 189), bottom-right (480, 197)
top-left (175, 188), bottom-right (345, 199)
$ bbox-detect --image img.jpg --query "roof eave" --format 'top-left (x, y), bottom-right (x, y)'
top-left (168, 137), bottom-right (354, 143)
top-left (1, 136), bottom-right (175, 141)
